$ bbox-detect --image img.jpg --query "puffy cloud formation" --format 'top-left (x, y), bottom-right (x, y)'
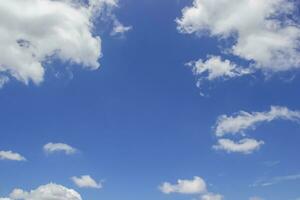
top-left (215, 106), bottom-right (300, 137)
top-left (159, 176), bottom-right (207, 194)
top-left (0, 150), bottom-right (26, 161)
top-left (71, 175), bottom-right (102, 189)
top-left (177, 0), bottom-right (300, 92)
top-left (177, 0), bottom-right (300, 71)
top-left (187, 56), bottom-right (251, 89)
top-left (159, 177), bottom-right (222, 200)
top-left (2, 183), bottom-right (82, 200)
top-left (213, 138), bottom-right (264, 154)
top-left (212, 106), bottom-right (300, 154)
top-left (43, 142), bottom-right (77, 155)
top-left (0, 0), bottom-right (123, 86)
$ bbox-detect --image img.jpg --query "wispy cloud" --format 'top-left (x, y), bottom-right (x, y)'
top-left (43, 143), bottom-right (77, 155)
top-left (215, 106), bottom-right (300, 137)
top-left (0, 151), bottom-right (26, 161)
top-left (253, 174), bottom-right (300, 187)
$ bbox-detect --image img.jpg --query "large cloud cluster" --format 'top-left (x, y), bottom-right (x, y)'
top-left (177, 0), bottom-right (300, 91)
top-left (0, 0), bottom-right (126, 86)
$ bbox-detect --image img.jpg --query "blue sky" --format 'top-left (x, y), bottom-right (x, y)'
top-left (0, 0), bottom-right (300, 200)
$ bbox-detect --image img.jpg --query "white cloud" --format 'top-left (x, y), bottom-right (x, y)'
top-left (0, 76), bottom-right (9, 88)
top-left (3, 183), bottom-right (82, 200)
top-left (0, 0), bottom-right (122, 86)
top-left (111, 20), bottom-right (132, 36)
top-left (159, 176), bottom-right (207, 194)
top-left (253, 174), bottom-right (300, 187)
top-left (215, 106), bottom-right (300, 137)
top-left (213, 138), bottom-right (264, 154)
top-left (0, 150), bottom-right (26, 161)
top-left (187, 55), bottom-right (252, 89)
top-left (201, 193), bottom-right (223, 200)
top-left (43, 142), bottom-right (76, 155)
top-left (177, 0), bottom-right (300, 72)
top-left (71, 175), bottom-right (102, 189)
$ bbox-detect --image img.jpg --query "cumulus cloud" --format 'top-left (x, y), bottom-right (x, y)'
top-left (159, 177), bottom-right (223, 200)
top-left (2, 183), bottom-right (82, 200)
top-left (177, 0), bottom-right (300, 72)
top-left (43, 142), bottom-right (77, 155)
top-left (201, 193), bottom-right (223, 200)
top-left (187, 55), bottom-right (252, 89)
top-left (213, 138), bottom-right (264, 154)
top-left (215, 106), bottom-right (300, 137)
top-left (0, 150), bottom-right (26, 161)
top-left (71, 175), bottom-right (102, 189)
top-left (159, 176), bottom-right (207, 194)
top-left (0, 0), bottom-right (126, 86)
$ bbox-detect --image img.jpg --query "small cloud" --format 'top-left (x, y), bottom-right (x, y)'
top-left (0, 150), bottom-right (26, 161)
top-left (71, 175), bottom-right (103, 189)
top-left (213, 138), bottom-right (264, 154)
top-left (159, 176), bottom-right (207, 194)
top-left (111, 20), bottom-right (132, 36)
top-left (214, 106), bottom-right (300, 137)
top-left (43, 143), bottom-right (77, 155)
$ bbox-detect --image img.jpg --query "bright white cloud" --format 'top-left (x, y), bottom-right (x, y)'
top-left (71, 175), bottom-right (102, 189)
top-left (3, 183), bottom-right (82, 200)
top-left (0, 0), bottom-right (125, 86)
top-left (159, 177), bottom-right (224, 200)
top-left (43, 142), bottom-right (76, 155)
top-left (201, 193), bottom-right (223, 200)
top-left (187, 55), bottom-right (252, 89)
top-left (0, 150), bottom-right (26, 161)
top-left (213, 138), bottom-right (264, 154)
top-left (159, 176), bottom-right (207, 194)
top-left (177, 0), bottom-right (300, 72)
top-left (215, 106), bottom-right (300, 137)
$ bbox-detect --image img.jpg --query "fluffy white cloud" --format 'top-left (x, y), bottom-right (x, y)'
top-left (215, 106), bottom-right (300, 137)
top-left (177, 0), bottom-right (300, 72)
top-left (4, 183), bottom-right (82, 200)
top-left (159, 177), bottom-right (224, 200)
top-left (71, 175), bottom-right (102, 189)
top-left (213, 138), bottom-right (264, 154)
top-left (0, 150), bottom-right (26, 161)
top-left (43, 142), bottom-right (76, 155)
top-left (201, 193), bottom-right (223, 200)
top-left (187, 55), bottom-right (252, 89)
top-left (159, 176), bottom-right (207, 194)
top-left (0, 0), bottom-right (124, 86)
